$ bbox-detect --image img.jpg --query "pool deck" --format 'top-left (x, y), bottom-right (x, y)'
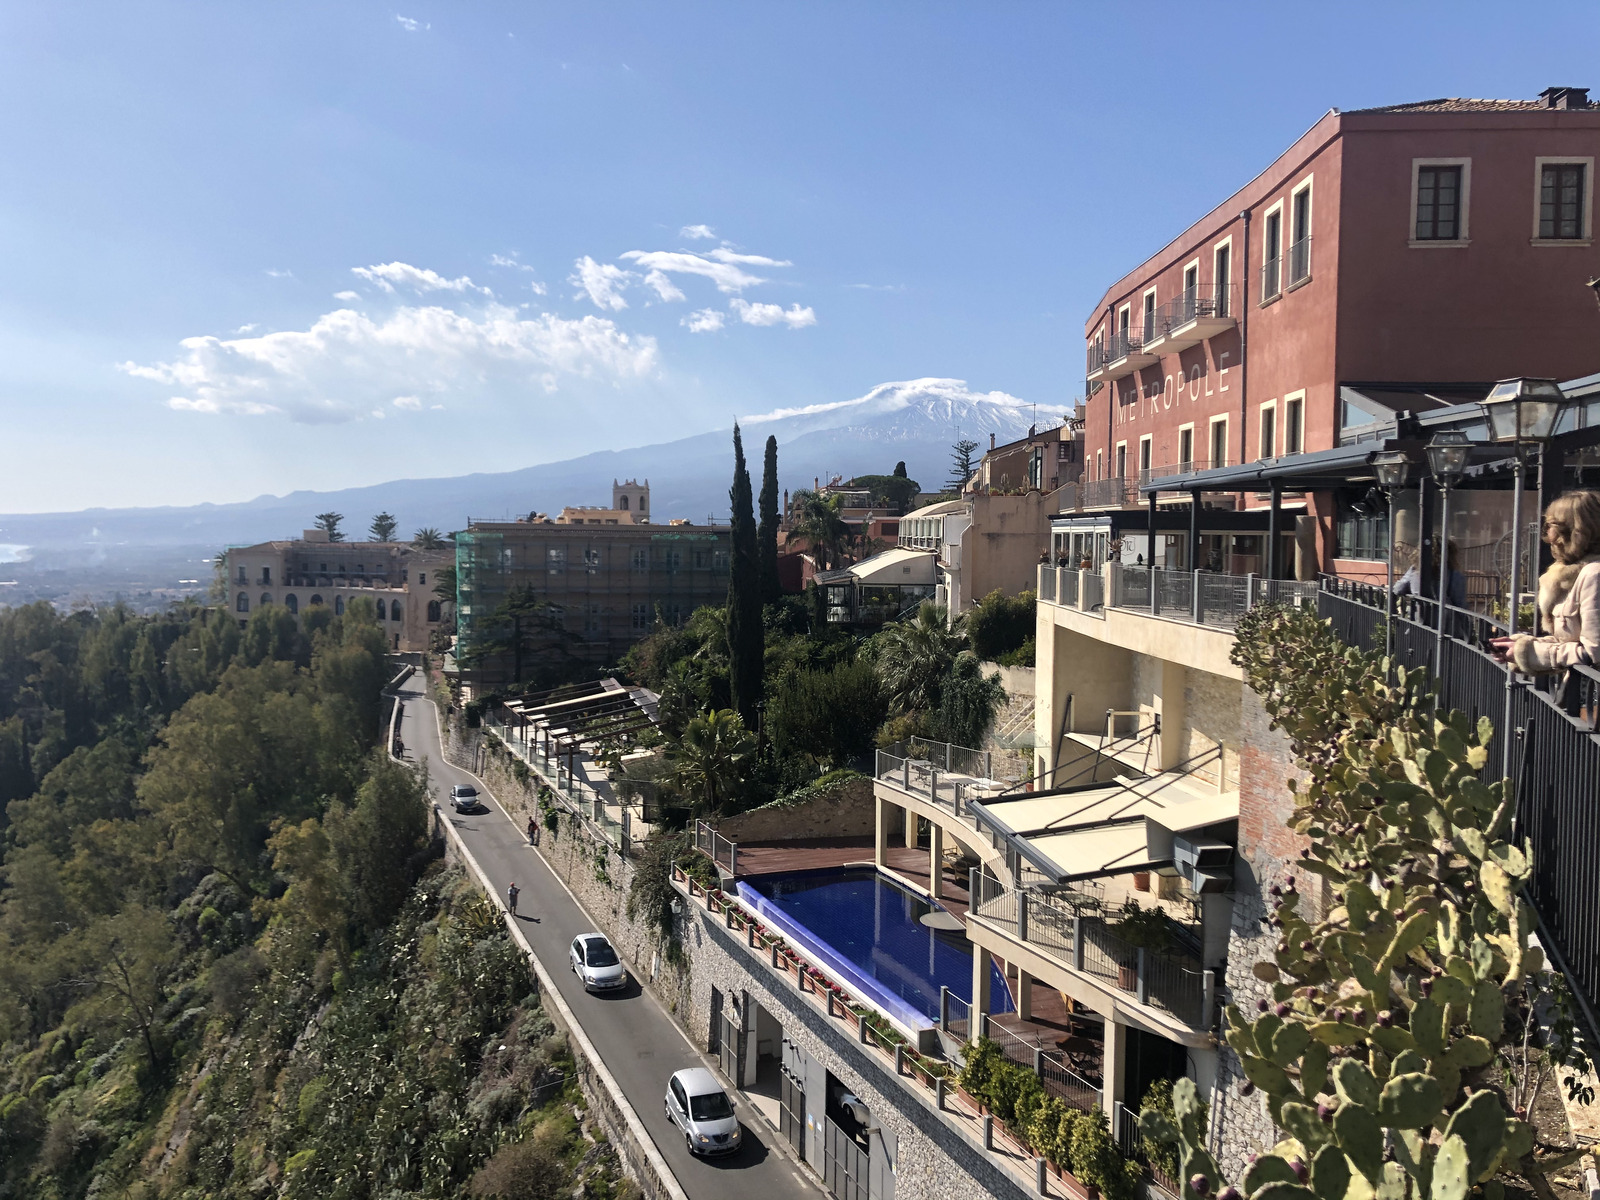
top-left (731, 837), bottom-right (1104, 1075)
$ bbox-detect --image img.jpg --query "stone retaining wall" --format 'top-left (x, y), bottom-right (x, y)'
top-left (712, 776), bottom-right (876, 842)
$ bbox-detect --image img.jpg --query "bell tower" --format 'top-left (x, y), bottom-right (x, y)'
top-left (613, 478), bottom-right (650, 523)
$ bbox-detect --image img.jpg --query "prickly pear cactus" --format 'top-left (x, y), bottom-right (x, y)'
top-left (1145, 605), bottom-right (1595, 1200)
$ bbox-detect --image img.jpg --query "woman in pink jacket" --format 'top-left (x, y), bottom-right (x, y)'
top-left (1490, 489), bottom-right (1600, 676)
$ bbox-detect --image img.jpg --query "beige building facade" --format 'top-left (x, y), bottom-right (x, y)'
top-left (224, 531), bottom-right (453, 653)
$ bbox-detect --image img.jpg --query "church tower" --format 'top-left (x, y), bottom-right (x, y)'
top-left (612, 478), bottom-right (650, 523)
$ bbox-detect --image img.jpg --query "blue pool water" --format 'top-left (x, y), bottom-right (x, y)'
top-left (738, 867), bottom-right (1013, 1032)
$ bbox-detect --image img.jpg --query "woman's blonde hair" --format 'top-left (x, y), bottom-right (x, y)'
top-left (1544, 489), bottom-right (1600, 563)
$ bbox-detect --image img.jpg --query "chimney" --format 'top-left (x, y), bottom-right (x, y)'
top-left (1541, 86), bottom-right (1590, 110)
top-left (989, 432), bottom-right (996, 449)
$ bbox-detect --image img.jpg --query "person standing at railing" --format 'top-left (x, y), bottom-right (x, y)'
top-left (1393, 541), bottom-right (1468, 608)
top-left (1491, 493), bottom-right (1600, 700)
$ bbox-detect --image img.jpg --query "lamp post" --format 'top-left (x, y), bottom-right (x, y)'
top-left (1425, 432), bottom-right (1472, 669)
top-left (1481, 378), bottom-right (1568, 640)
top-left (1372, 452), bottom-right (1411, 659)
top-left (1481, 378), bottom-right (1570, 784)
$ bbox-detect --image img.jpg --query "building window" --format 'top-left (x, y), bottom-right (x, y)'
top-left (1283, 395), bottom-right (1305, 455)
top-left (547, 547), bottom-right (566, 575)
top-left (693, 548), bottom-right (711, 569)
top-left (391, 601), bottom-right (402, 623)
top-left (1539, 161), bottom-right (1589, 239)
top-left (584, 604), bottom-right (602, 635)
top-left (418, 572), bottom-right (426, 585)
top-left (1208, 417), bottom-right (1229, 470)
top-left (1289, 185), bottom-right (1312, 285)
top-left (1415, 164), bottom-right (1463, 240)
top-left (630, 547), bottom-right (648, 571)
top-left (260, 592), bottom-right (273, 607)
top-left (237, 565), bottom-right (247, 583)
top-left (1141, 291), bottom-right (1157, 342)
top-left (713, 549), bottom-right (730, 570)
top-left (632, 602), bottom-right (651, 631)
top-left (285, 594), bottom-right (298, 614)
top-left (1261, 208), bottom-right (1282, 300)
top-left (1259, 404), bottom-right (1276, 461)
top-left (311, 594), bottom-right (324, 605)
top-left (1138, 436), bottom-right (1152, 481)
top-left (1178, 427), bottom-right (1194, 472)
top-left (1335, 492), bottom-right (1390, 561)
top-left (638, 494), bottom-right (647, 512)
top-left (1114, 442), bottom-right (1127, 480)
top-left (427, 600), bottom-right (441, 622)
top-left (1214, 242), bottom-right (1231, 317)
top-left (619, 494), bottom-right (630, 510)
top-left (236, 592), bottom-right (249, 613)
top-left (260, 566), bottom-right (272, 585)
top-left (1096, 449), bottom-right (1103, 480)
top-left (335, 596), bottom-right (345, 616)
top-left (376, 599), bottom-right (386, 620)
top-left (585, 548), bottom-right (602, 574)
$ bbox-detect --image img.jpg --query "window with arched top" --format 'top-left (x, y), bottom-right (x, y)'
top-left (236, 592), bottom-right (249, 613)
top-left (390, 600), bottom-right (402, 622)
top-left (260, 593), bottom-right (272, 607)
top-left (427, 600), bottom-right (441, 622)
top-left (638, 494), bottom-right (647, 511)
top-left (376, 599), bottom-right (386, 620)
top-left (619, 494), bottom-right (629, 510)
top-left (285, 594), bottom-right (298, 614)
top-left (310, 594), bottom-right (324, 605)
top-left (335, 596), bottom-right (344, 616)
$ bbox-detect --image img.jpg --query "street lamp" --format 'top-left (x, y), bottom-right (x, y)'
top-left (1426, 432), bottom-right (1472, 664)
top-left (1480, 378), bottom-right (1570, 642)
top-left (1372, 452), bottom-right (1411, 658)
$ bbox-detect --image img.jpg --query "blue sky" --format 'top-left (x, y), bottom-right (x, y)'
top-left (3, 2), bottom-right (1598, 512)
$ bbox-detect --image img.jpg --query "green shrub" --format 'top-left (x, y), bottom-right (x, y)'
top-left (1070, 1106), bottom-right (1140, 1200)
top-left (967, 589), bottom-right (1035, 661)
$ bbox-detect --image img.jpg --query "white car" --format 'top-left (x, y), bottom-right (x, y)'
top-left (664, 1067), bottom-right (741, 1156)
top-left (569, 933), bottom-right (627, 991)
top-left (449, 784), bottom-right (482, 813)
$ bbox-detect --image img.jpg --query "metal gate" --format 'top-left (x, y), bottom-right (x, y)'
top-left (822, 1117), bottom-right (868, 1200)
top-left (718, 1014), bottom-right (745, 1087)
top-left (779, 1068), bottom-right (806, 1159)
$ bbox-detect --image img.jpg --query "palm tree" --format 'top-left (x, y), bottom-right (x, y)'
top-left (668, 708), bottom-right (756, 814)
top-left (872, 603), bottom-right (962, 716)
top-left (788, 489), bottom-right (848, 570)
top-left (413, 527), bottom-right (446, 550)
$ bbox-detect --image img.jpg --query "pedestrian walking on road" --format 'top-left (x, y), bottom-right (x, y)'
top-left (507, 882), bottom-right (520, 916)
top-left (527, 815), bottom-right (540, 846)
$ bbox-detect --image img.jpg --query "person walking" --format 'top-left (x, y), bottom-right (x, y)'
top-left (527, 815), bottom-right (541, 847)
top-left (507, 882), bottom-right (520, 916)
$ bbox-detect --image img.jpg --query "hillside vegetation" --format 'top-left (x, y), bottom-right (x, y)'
top-left (0, 599), bottom-right (629, 1199)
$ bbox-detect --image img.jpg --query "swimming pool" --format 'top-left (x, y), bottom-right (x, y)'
top-left (737, 866), bottom-right (1013, 1032)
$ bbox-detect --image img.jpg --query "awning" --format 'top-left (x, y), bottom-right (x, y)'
top-left (969, 773), bottom-right (1239, 885)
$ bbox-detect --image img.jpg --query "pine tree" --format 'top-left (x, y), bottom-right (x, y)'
top-left (758, 435), bottom-right (781, 604)
top-left (726, 425), bottom-right (764, 728)
top-left (947, 439), bottom-right (980, 492)
top-left (368, 512), bottom-right (398, 542)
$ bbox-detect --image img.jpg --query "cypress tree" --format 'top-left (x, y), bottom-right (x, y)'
top-left (726, 425), bottom-right (764, 728)
top-left (758, 435), bottom-right (781, 604)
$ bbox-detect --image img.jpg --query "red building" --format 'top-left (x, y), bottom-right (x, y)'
top-left (1075, 87), bottom-right (1600, 575)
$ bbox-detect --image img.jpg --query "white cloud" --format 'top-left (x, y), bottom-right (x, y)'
top-left (333, 290), bottom-right (361, 301)
top-left (619, 249), bottom-right (766, 294)
top-left (681, 308), bottom-right (725, 333)
top-left (642, 269), bottom-right (685, 303)
top-left (846, 282), bottom-right (906, 292)
top-left (680, 224), bottom-right (716, 240)
top-left (730, 299), bottom-right (816, 329)
top-left (234, 323), bottom-right (259, 334)
top-left (392, 395), bottom-right (423, 410)
top-left (121, 302), bottom-right (657, 424)
top-left (352, 261), bottom-right (492, 296)
top-left (569, 256), bottom-right (633, 311)
top-left (265, 268), bottom-right (294, 279)
top-left (395, 14), bottom-right (427, 31)
top-left (490, 255), bottom-right (551, 296)
top-left (707, 248), bottom-right (791, 267)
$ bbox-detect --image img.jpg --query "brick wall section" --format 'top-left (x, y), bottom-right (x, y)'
top-left (1211, 687), bottom-right (1311, 1177)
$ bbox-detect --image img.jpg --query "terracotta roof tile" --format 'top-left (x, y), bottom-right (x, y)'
top-left (1349, 97), bottom-right (1560, 113)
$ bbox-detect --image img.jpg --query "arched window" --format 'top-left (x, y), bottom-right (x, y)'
top-left (376, 599), bottom-right (386, 620)
top-left (427, 600), bottom-right (441, 622)
top-left (310, 594), bottom-right (324, 605)
top-left (390, 600), bottom-right (402, 622)
top-left (638, 494), bottom-right (647, 512)
top-left (260, 593), bottom-right (272, 607)
top-left (236, 592), bottom-right (249, 613)
top-left (285, 594), bottom-right (298, 614)
top-left (335, 596), bottom-right (345, 615)
top-left (619, 494), bottom-right (629, 510)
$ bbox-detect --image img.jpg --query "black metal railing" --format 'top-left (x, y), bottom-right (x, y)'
top-left (1082, 475), bottom-right (1139, 508)
top-left (1316, 579), bottom-right (1600, 1045)
top-left (1105, 329), bottom-right (1144, 364)
top-left (1288, 235), bottom-right (1312, 286)
top-left (1157, 282), bottom-right (1236, 335)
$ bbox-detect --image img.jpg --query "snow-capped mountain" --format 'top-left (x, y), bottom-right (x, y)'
top-left (0, 380), bottom-right (1072, 575)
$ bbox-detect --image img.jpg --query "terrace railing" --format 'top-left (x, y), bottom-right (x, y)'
top-left (967, 874), bottom-right (1212, 1030)
top-left (1316, 578), bottom-right (1600, 1046)
top-left (694, 820), bottom-right (739, 876)
top-left (1102, 566), bottom-right (1317, 632)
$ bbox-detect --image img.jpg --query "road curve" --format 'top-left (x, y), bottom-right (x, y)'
top-left (393, 674), bottom-right (821, 1200)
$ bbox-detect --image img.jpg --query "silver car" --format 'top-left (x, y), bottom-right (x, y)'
top-left (449, 784), bottom-right (481, 813)
top-left (664, 1067), bottom-right (741, 1155)
top-left (569, 933), bottom-right (627, 991)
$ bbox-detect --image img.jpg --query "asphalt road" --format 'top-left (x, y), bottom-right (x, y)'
top-left (394, 675), bottom-right (820, 1200)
